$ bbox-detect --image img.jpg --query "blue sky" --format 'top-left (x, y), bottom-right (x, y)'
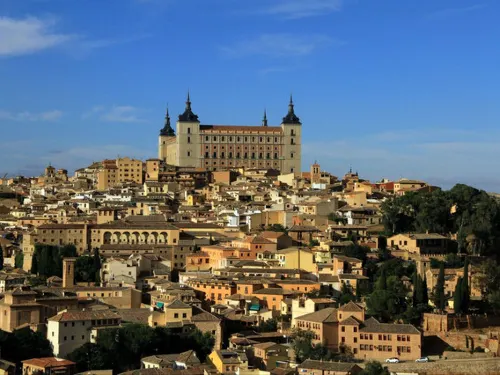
top-left (1, 0), bottom-right (499, 191)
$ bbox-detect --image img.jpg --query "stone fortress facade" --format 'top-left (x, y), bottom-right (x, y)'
top-left (158, 94), bottom-right (302, 174)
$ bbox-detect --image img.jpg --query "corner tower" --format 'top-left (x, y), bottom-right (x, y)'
top-left (281, 95), bottom-right (302, 175)
top-left (158, 106), bottom-right (176, 163)
top-left (176, 92), bottom-right (201, 167)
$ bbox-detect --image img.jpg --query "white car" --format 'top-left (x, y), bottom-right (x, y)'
top-left (415, 357), bottom-right (429, 363)
top-left (385, 357), bottom-right (400, 363)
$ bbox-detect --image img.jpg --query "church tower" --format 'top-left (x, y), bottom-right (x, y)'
top-left (281, 95), bottom-right (302, 175)
top-left (311, 161), bottom-right (321, 184)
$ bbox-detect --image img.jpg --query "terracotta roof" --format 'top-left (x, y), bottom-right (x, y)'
top-left (295, 307), bottom-right (338, 323)
top-left (360, 317), bottom-right (420, 334)
top-left (200, 125), bottom-right (282, 133)
top-left (22, 358), bottom-right (75, 368)
top-left (298, 360), bottom-right (361, 372)
top-left (338, 301), bottom-right (363, 312)
top-left (339, 316), bottom-right (361, 325)
top-left (165, 299), bottom-right (191, 309)
top-left (48, 309), bottom-right (121, 322)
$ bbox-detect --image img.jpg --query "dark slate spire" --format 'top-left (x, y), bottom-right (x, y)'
top-left (160, 106), bottom-right (175, 136)
top-left (178, 91), bottom-right (199, 122)
top-left (262, 109), bottom-right (268, 127)
top-left (282, 94), bottom-right (301, 124)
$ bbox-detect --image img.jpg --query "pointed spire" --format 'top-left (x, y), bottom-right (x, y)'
top-left (179, 91), bottom-right (199, 122)
top-left (160, 104), bottom-right (175, 136)
top-left (282, 94), bottom-right (301, 124)
top-left (262, 109), bottom-right (268, 127)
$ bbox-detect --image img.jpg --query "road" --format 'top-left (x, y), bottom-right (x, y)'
top-left (383, 356), bottom-right (500, 374)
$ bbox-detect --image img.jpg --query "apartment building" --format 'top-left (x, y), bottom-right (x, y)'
top-left (97, 157), bottom-right (144, 191)
top-left (47, 310), bottom-right (121, 357)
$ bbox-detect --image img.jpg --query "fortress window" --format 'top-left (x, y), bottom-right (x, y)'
top-left (213, 136), bottom-right (217, 141)
top-left (187, 127), bottom-right (191, 134)
top-left (229, 152), bottom-right (233, 158)
top-left (252, 152), bottom-right (255, 159)
top-left (260, 137), bottom-right (263, 142)
top-left (187, 137), bottom-right (191, 143)
top-left (187, 151), bottom-right (191, 157)
top-left (274, 153), bottom-right (278, 159)
top-left (213, 152), bottom-right (217, 158)
top-left (291, 138), bottom-right (295, 145)
top-left (205, 136), bottom-right (209, 141)
top-left (259, 153), bottom-right (263, 158)
top-left (221, 152), bottom-right (225, 158)
top-left (291, 152), bottom-right (294, 158)
top-left (244, 152), bottom-right (248, 158)
top-left (291, 129), bottom-right (295, 136)
top-left (267, 137), bottom-right (270, 142)
top-left (229, 137), bottom-right (233, 141)
top-left (222, 136), bottom-right (225, 141)
top-left (267, 153), bottom-right (270, 159)
top-left (244, 137), bottom-right (248, 142)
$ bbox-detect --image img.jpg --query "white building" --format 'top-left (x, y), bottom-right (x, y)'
top-left (47, 310), bottom-right (121, 357)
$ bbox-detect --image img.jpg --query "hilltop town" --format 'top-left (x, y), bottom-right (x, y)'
top-left (1, 100), bottom-right (500, 375)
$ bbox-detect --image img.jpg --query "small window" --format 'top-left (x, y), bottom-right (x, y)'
top-left (187, 127), bottom-right (191, 134)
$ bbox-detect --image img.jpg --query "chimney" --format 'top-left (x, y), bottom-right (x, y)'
top-left (62, 258), bottom-right (77, 288)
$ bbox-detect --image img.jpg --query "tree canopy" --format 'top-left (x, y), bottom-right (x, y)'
top-left (0, 327), bottom-right (53, 366)
top-left (68, 324), bottom-right (214, 373)
top-left (382, 184), bottom-right (500, 256)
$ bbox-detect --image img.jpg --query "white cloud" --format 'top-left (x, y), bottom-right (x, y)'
top-left (221, 33), bottom-right (339, 58)
top-left (83, 105), bottom-right (146, 123)
top-left (427, 4), bottom-right (486, 19)
top-left (0, 16), bottom-right (74, 57)
top-left (0, 109), bottom-right (63, 121)
top-left (263, 0), bottom-right (343, 19)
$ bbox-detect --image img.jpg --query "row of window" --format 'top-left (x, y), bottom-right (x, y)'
top-left (203, 152), bottom-right (292, 159)
top-left (189, 136), bottom-right (296, 145)
top-left (205, 145), bottom-right (279, 151)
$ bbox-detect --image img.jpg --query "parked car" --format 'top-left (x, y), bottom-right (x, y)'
top-left (385, 357), bottom-right (400, 363)
top-left (415, 357), bottom-right (430, 363)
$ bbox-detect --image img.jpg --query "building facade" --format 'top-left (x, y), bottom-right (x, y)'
top-left (159, 94), bottom-right (302, 174)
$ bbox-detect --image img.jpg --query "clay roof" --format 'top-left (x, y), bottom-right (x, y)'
top-left (339, 316), bottom-right (361, 326)
top-left (298, 360), bottom-right (361, 372)
top-left (338, 301), bottom-right (363, 312)
top-left (295, 307), bottom-right (338, 323)
top-left (165, 299), bottom-right (191, 309)
top-left (360, 317), bottom-right (420, 334)
top-left (22, 358), bottom-right (75, 368)
top-left (48, 309), bottom-right (121, 322)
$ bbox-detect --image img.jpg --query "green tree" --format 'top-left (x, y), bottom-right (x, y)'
top-left (462, 257), bottom-right (470, 313)
top-left (454, 277), bottom-right (463, 314)
top-left (0, 326), bottom-right (53, 364)
top-left (0, 249), bottom-right (4, 271)
top-left (93, 247), bottom-right (102, 283)
top-left (422, 275), bottom-right (429, 305)
top-left (376, 267), bottom-right (387, 291)
top-left (360, 361), bottom-right (390, 375)
top-left (432, 262), bottom-right (446, 312)
top-left (67, 343), bottom-right (112, 373)
top-left (258, 318), bottom-right (278, 332)
top-left (14, 252), bottom-right (24, 269)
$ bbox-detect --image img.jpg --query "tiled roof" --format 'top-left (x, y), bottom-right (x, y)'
top-left (22, 357), bottom-right (75, 368)
top-left (165, 299), bottom-right (191, 309)
top-left (338, 301), bottom-right (363, 312)
top-left (48, 309), bottom-right (121, 322)
top-left (295, 307), bottom-right (338, 323)
top-left (360, 317), bottom-right (420, 334)
top-left (298, 359), bottom-right (361, 372)
top-left (339, 316), bottom-right (361, 326)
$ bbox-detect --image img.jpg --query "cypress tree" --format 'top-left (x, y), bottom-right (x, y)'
top-left (412, 272), bottom-right (419, 307)
top-left (93, 248), bottom-right (102, 284)
top-left (0, 249), bottom-right (4, 271)
top-left (422, 275), bottom-right (429, 305)
top-left (462, 257), bottom-right (470, 314)
top-left (433, 262), bottom-right (446, 312)
top-left (454, 277), bottom-right (463, 314)
top-left (377, 267), bottom-right (388, 290)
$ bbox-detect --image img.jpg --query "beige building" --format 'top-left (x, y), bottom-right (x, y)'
top-left (388, 233), bottom-right (450, 255)
top-left (96, 157), bottom-right (144, 190)
top-left (47, 309), bottom-right (121, 357)
top-left (294, 302), bottom-right (422, 361)
top-left (159, 95), bottom-right (302, 174)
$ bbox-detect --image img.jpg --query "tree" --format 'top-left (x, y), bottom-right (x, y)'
top-left (0, 327), bottom-right (53, 365)
top-left (433, 262), bottom-right (446, 312)
top-left (376, 267), bottom-right (387, 291)
top-left (0, 249), bottom-right (4, 271)
top-left (461, 257), bottom-right (470, 313)
top-left (339, 283), bottom-right (356, 305)
top-left (454, 277), bottom-right (463, 314)
top-left (93, 247), bottom-right (102, 284)
top-left (422, 275), bottom-right (429, 305)
top-left (258, 318), bottom-right (278, 332)
top-left (67, 343), bottom-right (112, 373)
top-left (343, 244), bottom-right (369, 264)
top-left (360, 361), bottom-right (390, 375)
top-left (14, 252), bottom-right (24, 269)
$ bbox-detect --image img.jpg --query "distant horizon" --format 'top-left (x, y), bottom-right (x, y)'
top-left (1, 0), bottom-right (499, 191)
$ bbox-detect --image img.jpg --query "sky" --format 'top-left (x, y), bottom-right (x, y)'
top-left (0, 0), bottom-right (499, 191)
